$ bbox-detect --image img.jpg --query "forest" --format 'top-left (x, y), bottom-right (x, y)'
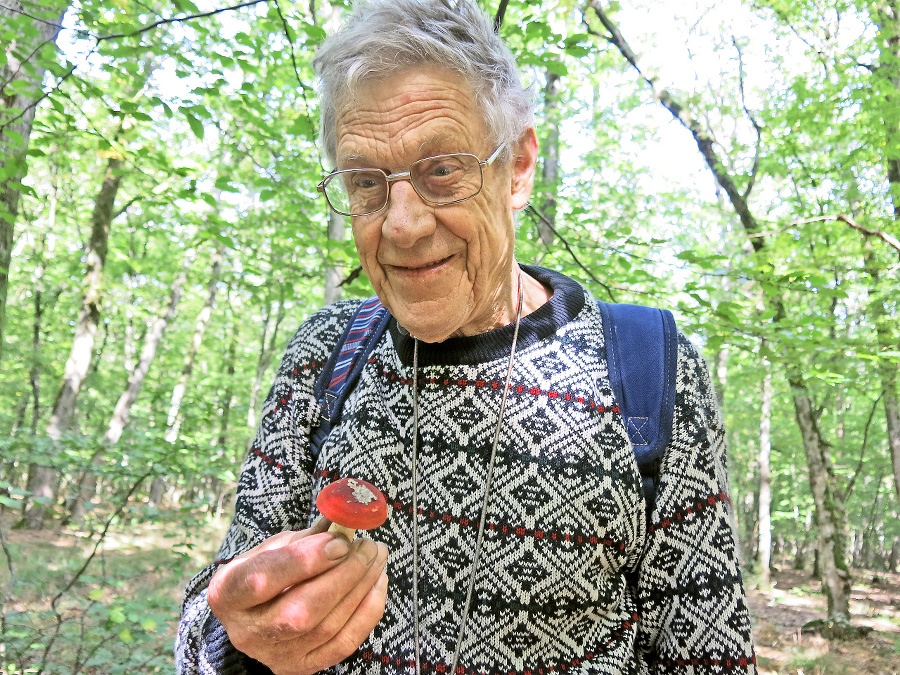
top-left (1, 0), bottom-right (899, 672)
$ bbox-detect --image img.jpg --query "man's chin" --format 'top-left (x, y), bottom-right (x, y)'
top-left (393, 308), bottom-right (460, 344)
top-left (398, 321), bottom-right (455, 344)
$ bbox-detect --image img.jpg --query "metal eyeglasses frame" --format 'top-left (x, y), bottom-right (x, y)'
top-left (316, 144), bottom-right (505, 217)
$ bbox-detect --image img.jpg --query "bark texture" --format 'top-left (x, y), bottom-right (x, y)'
top-left (873, 2), bottom-right (900, 507)
top-left (148, 248), bottom-right (224, 507)
top-left (324, 210), bottom-right (345, 305)
top-left (790, 377), bottom-right (851, 621)
top-left (67, 250), bottom-right (194, 522)
top-left (589, 0), bottom-right (853, 623)
top-left (0, 0), bottom-right (67, 362)
top-left (758, 355), bottom-right (773, 587)
top-left (21, 157), bottom-right (123, 529)
top-left (538, 68), bottom-right (561, 246)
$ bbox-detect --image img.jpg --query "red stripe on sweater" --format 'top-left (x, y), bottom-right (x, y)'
top-left (371, 365), bottom-right (618, 413)
top-left (312, 473), bottom-right (626, 552)
top-left (358, 613), bottom-right (642, 674)
top-left (649, 491), bottom-right (732, 533)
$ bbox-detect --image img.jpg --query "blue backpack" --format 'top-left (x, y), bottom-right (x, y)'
top-left (310, 297), bottom-right (677, 515)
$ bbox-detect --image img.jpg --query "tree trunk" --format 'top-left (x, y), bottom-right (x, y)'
top-left (537, 68), bottom-right (561, 246)
top-left (11, 389), bottom-right (29, 437)
top-left (27, 189), bottom-right (60, 438)
top-left (863, 245), bottom-right (900, 506)
top-left (247, 286), bottom-right (286, 437)
top-left (757, 352), bottom-right (773, 587)
top-left (210, 315), bottom-right (240, 517)
top-left (790, 375), bottom-right (851, 622)
top-left (149, 247), bottom-right (224, 508)
top-left (67, 249), bottom-right (194, 522)
top-left (164, 247), bottom-right (223, 443)
top-left (324, 210), bottom-right (345, 305)
top-left (21, 156), bottom-right (124, 529)
top-left (217, 313), bottom-right (240, 450)
top-left (0, 0), bottom-right (68, 363)
top-left (713, 347), bottom-right (729, 410)
top-left (30, 288), bottom-right (43, 432)
top-left (871, 0), bottom-right (900, 515)
top-left (589, 1), bottom-right (853, 624)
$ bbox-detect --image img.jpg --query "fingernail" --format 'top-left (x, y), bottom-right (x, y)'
top-left (324, 536), bottom-right (350, 560)
top-left (355, 538), bottom-right (379, 565)
top-left (376, 570), bottom-right (388, 592)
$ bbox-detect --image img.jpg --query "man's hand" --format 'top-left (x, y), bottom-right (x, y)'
top-left (207, 522), bottom-right (389, 675)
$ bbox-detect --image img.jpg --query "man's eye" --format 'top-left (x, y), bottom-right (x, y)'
top-left (431, 163), bottom-right (459, 177)
top-left (350, 174), bottom-right (382, 190)
top-left (421, 158), bottom-right (465, 180)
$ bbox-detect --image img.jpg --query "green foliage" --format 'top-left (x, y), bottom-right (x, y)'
top-left (0, 506), bottom-right (223, 674)
top-left (1, 0), bottom-right (900, 667)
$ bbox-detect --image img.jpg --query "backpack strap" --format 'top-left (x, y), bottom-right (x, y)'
top-left (597, 301), bottom-right (678, 517)
top-left (310, 296), bottom-right (390, 459)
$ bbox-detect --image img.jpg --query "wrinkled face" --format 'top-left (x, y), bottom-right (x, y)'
top-left (335, 67), bottom-right (535, 343)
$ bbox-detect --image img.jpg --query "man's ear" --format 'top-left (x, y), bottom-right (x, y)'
top-left (510, 127), bottom-right (539, 210)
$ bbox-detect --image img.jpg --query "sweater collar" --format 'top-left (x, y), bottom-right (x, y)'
top-left (389, 265), bottom-right (586, 367)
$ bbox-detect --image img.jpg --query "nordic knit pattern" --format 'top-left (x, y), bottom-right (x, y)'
top-left (176, 267), bottom-right (756, 675)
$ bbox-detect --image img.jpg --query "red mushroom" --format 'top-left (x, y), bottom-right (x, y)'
top-left (316, 477), bottom-right (388, 540)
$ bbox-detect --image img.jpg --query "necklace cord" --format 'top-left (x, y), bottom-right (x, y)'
top-left (412, 340), bottom-right (422, 675)
top-left (411, 270), bottom-right (525, 675)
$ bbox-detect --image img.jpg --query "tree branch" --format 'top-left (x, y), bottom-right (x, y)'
top-left (112, 196), bottom-right (141, 219)
top-left (272, 0), bottom-right (310, 94)
top-left (842, 394), bottom-right (882, 501)
top-left (493, 0), bottom-right (510, 33)
top-left (525, 203), bottom-right (616, 300)
top-left (271, 0), bottom-right (320, 169)
top-left (0, 2), bottom-right (66, 30)
top-left (792, 215), bottom-right (900, 258)
top-left (733, 37), bottom-right (763, 201)
top-left (95, 0), bottom-right (267, 41)
top-left (585, 0), bottom-right (764, 250)
top-left (0, 0), bottom-right (268, 134)
top-left (339, 265), bottom-right (363, 287)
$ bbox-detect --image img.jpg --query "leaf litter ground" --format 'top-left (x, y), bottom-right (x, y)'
top-left (2, 517), bottom-right (899, 674)
top-left (749, 567), bottom-right (900, 674)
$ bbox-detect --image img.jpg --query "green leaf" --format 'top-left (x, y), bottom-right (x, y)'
top-left (185, 113), bottom-right (204, 140)
top-left (545, 60), bottom-right (568, 77)
top-left (214, 176), bottom-right (237, 191)
top-left (287, 115), bottom-right (315, 139)
top-left (2, 128), bottom-right (25, 151)
top-left (88, 588), bottom-right (104, 601)
top-left (299, 22), bottom-right (326, 44)
top-left (118, 628), bottom-right (133, 644)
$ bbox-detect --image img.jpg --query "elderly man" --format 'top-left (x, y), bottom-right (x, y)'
top-left (176, 0), bottom-right (757, 673)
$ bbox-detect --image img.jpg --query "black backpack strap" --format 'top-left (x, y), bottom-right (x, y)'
top-left (597, 301), bottom-right (678, 518)
top-left (310, 297), bottom-right (390, 459)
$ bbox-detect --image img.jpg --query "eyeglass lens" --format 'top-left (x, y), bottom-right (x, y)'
top-left (323, 153), bottom-right (484, 216)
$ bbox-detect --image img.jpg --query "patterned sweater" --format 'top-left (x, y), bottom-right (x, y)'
top-left (176, 266), bottom-right (757, 675)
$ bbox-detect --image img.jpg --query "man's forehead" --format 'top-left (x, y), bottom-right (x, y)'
top-left (336, 132), bottom-right (476, 167)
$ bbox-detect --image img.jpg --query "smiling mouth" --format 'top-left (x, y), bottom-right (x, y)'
top-left (397, 256), bottom-right (453, 271)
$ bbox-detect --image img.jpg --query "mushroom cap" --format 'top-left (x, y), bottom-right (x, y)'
top-left (316, 477), bottom-right (388, 530)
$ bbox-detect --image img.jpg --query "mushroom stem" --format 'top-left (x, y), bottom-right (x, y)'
top-left (328, 521), bottom-right (357, 541)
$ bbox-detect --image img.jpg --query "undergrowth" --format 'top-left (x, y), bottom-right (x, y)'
top-left (0, 503), bottom-right (225, 675)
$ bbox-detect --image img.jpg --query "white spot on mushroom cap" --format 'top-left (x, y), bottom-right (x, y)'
top-left (346, 478), bottom-right (377, 505)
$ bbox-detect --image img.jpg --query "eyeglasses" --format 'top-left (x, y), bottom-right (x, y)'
top-left (317, 145), bottom-right (504, 217)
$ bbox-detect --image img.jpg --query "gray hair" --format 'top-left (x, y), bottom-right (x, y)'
top-left (313, 0), bottom-right (534, 167)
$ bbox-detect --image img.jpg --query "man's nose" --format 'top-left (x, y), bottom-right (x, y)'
top-left (381, 179), bottom-right (436, 248)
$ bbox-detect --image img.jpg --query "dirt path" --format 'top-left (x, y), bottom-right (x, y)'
top-left (748, 568), bottom-right (900, 674)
